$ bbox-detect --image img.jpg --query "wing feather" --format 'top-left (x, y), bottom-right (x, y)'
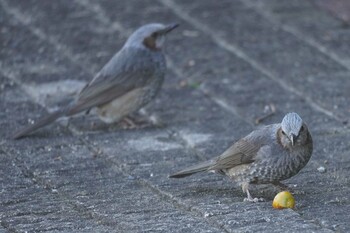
top-left (210, 138), bottom-right (264, 170)
top-left (67, 48), bottom-right (163, 115)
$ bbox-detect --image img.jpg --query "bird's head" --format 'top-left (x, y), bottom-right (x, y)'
top-left (279, 112), bottom-right (309, 148)
top-left (124, 23), bottom-right (179, 50)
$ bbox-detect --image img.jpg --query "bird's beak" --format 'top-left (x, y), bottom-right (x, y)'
top-left (161, 23), bottom-right (179, 34)
top-left (290, 134), bottom-right (296, 146)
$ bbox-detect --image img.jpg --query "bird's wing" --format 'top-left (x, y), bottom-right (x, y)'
top-left (210, 138), bottom-right (265, 170)
top-left (68, 48), bottom-right (164, 115)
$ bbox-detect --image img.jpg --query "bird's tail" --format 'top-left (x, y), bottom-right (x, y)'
top-left (11, 108), bottom-right (68, 140)
top-left (169, 160), bottom-right (214, 178)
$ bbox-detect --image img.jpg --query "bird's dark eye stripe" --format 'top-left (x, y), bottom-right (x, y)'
top-left (300, 126), bottom-right (304, 131)
top-left (282, 131), bottom-right (286, 135)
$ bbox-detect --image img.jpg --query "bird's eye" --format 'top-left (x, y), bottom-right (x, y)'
top-left (282, 131), bottom-right (286, 135)
top-left (151, 32), bottom-right (158, 38)
top-left (300, 126), bottom-right (304, 131)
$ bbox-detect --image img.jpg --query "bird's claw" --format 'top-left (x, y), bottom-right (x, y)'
top-left (243, 197), bottom-right (265, 202)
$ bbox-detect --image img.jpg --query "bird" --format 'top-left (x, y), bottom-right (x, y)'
top-left (170, 112), bottom-right (313, 202)
top-left (11, 23), bottom-right (179, 139)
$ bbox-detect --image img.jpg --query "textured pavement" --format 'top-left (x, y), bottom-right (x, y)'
top-left (1, 0), bottom-right (350, 232)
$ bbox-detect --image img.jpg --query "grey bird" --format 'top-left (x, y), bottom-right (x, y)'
top-left (11, 23), bottom-right (179, 139)
top-left (170, 112), bottom-right (313, 202)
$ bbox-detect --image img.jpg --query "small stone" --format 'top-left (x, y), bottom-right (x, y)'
top-left (188, 60), bottom-right (196, 67)
top-left (179, 80), bottom-right (187, 87)
top-left (317, 166), bottom-right (326, 173)
top-left (204, 212), bottom-right (213, 218)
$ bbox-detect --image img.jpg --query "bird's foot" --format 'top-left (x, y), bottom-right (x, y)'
top-left (119, 115), bottom-right (161, 129)
top-left (242, 183), bottom-right (265, 202)
top-left (243, 188), bottom-right (265, 202)
top-left (243, 197), bottom-right (265, 202)
top-left (121, 116), bottom-right (138, 129)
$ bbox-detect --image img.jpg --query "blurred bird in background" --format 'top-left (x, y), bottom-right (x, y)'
top-left (12, 23), bottom-right (179, 139)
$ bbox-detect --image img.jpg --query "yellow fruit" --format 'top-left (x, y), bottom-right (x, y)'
top-left (272, 191), bottom-right (295, 209)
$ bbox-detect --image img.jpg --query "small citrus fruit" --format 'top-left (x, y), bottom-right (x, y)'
top-left (272, 191), bottom-right (295, 209)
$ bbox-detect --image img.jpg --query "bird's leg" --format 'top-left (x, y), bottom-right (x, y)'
top-left (243, 189), bottom-right (255, 202)
top-left (242, 183), bottom-right (265, 202)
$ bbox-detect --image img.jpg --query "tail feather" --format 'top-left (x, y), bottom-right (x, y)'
top-left (169, 160), bottom-right (214, 178)
top-left (11, 109), bottom-right (67, 139)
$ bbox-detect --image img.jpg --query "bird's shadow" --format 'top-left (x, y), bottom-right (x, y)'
top-left (11, 111), bottom-right (165, 140)
top-left (176, 182), bottom-right (278, 201)
top-left (68, 112), bottom-right (162, 133)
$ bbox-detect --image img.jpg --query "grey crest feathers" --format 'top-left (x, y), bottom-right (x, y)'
top-left (281, 112), bottom-right (303, 137)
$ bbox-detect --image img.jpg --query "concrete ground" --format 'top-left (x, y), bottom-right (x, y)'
top-left (1, 0), bottom-right (350, 232)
